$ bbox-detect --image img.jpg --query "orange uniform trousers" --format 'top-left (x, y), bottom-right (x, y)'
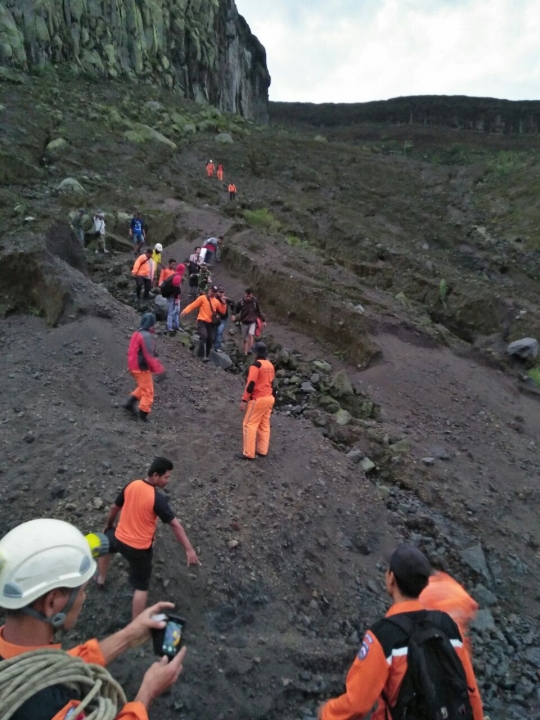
top-left (130, 370), bottom-right (154, 413)
top-left (242, 396), bottom-right (275, 459)
top-left (217, 169), bottom-right (224, 181)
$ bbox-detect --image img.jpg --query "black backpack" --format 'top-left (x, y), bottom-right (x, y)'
top-left (381, 611), bottom-right (474, 720)
top-left (161, 274), bottom-right (177, 298)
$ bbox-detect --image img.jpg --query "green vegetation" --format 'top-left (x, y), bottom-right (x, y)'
top-left (243, 208), bottom-right (280, 232)
top-left (528, 367), bottom-right (540, 387)
top-left (286, 235), bottom-right (310, 249)
top-left (439, 279), bottom-right (449, 307)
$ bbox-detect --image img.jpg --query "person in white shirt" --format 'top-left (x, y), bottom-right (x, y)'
top-left (93, 211), bottom-right (108, 254)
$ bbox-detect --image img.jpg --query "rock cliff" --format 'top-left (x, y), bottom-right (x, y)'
top-left (0, 0), bottom-right (270, 121)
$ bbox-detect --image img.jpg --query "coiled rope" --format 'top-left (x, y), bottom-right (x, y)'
top-left (0, 648), bottom-right (127, 720)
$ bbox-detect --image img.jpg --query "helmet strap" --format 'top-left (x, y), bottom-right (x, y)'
top-left (21, 586), bottom-right (81, 630)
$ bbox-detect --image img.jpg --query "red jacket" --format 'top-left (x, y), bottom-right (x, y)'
top-left (127, 329), bottom-right (164, 374)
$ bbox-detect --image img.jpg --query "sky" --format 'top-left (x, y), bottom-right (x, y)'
top-left (235, 0), bottom-right (540, 103)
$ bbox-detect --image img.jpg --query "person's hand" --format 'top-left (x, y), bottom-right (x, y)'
top-left (135, 647), bottom-right (187, 709)
top-left (239, 400), bottom-right (247, 412)
top-left (231, 315), bottom-right (236, 323)
top-left (124, 601), bottom-right (175, 648)
top-left (185, 547), bottom-right (201, 566)
top-left (180, 310), bottom-right (187, 317)
top-left (317, 704), bottom-right (325, 720)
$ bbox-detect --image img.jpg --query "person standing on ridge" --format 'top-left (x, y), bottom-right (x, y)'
top-left (318, 545), bottom-right (483, 720)
top-left (97, 457), bottom-right (200, 620)
top-left (130, 212), bottom-right (146, 257)
top-left (239, 342), bottom-right (275, 460)
top-left (123, 313), bottom-right (165, 421)
top-left (206, 159), bottom-right (215, 177)
top-left (217, 163), bottom-right (224, 181)
top-left (228, 182), bottom-right (237, 201)
top-left (132, 248), bottom-right (153, 307)
top-left (0, 518), bottom-right (188, 720)
top-left (232, 288), bottom-right (265, 356)
top-left (181, 285), bottom-right (226, 361)
top-left (161, 263), bottom-right (186, 336)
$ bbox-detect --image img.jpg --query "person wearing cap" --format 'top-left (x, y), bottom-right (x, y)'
top-left (239, 342), bottom-right (276, 459)
top-left (181, 285), bottom-right (226, 361)
top-left (318, 545), bottom-right (483, 720)
top-left (124, 313), bottom-right (165, 421)
top-left (151, 243), bottom-right (163, 287)
top-left (214, 287), bottom-right (235, 353)
top-left (96, 457), bottom-right (200, 620)
top-left (206, 159), bottom-right (215, 177)
top-left (132, 248), bottom-right (153, 307)
top-left (0, 518), bottom-right (187, 720)
top-left (130, 212), bottom-right (146, 257)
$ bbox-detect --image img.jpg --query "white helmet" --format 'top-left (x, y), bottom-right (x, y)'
top-left (155, 243), bottom-right (163, 252)
top-left (0, 519), bottom-right (96, 619)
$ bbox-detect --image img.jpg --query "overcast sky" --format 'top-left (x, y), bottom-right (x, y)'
top-left (235, 0), bottom-right (540, 103)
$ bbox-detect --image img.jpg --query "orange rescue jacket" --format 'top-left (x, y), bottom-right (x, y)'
top-left (182, 294), bottom-right (226, 323)
top-left (132, 255), bottom-right (151, 278)
top-left (242, 359), bottom-right (275, 401)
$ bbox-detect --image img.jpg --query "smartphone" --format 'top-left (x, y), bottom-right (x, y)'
top-left (152, 615), bottom-right (186, 659)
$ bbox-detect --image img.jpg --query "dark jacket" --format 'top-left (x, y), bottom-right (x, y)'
top-left (234, 297), bottom-right (264, 324)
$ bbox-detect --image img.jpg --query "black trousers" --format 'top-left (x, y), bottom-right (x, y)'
top-left (136, 277), bottom-right (151, 300)
top-left (197, 321), bottom-right (216, 358)
top-left (229, 192), bottom-right (236, 201)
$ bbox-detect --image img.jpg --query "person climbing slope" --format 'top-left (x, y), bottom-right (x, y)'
top-left (181, 285), bottom-right (226, 361)
top-left (239, 342), bottom-right (276, 460)
top-left (217, 163), bottom-right (224, 181)
top-left (130, 212), bottom-right (146, 257)
top-left (206, 159), bottom-right (215, 177)
top-left (151, 243), bottom-right (163, 287)
top-left (228, 182), bottom-right (237, 201)
top-left (123, 313), bottom-right (165, 421)
top-left (161, 263), bottom-right (186, 335)
top-left (132, 248), bottom-right (153, 308)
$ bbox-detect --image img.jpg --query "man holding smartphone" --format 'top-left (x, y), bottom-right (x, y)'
top-left (97, 457), bottom-right (201, 620)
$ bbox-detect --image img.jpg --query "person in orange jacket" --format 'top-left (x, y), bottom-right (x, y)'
top-left (206, 159), bottom-right (215, 177)
top-left (217, 163), bottom-right (224, 181)
top-left (318, 545), bottom-right (483, 720)
top-left (239, 342), bottom-right (276, 460)
top-left (420, 570), bottom-right (478, 656)
top-left (158, 258), bottom-right (176, 287)
top-left (181, 284), bottom-right (226, 361)
top-left (132, 248), bottom-right (153, 307)
top-left (228, 182), bottom-right (237, 201)
top-left (0, 518), bottom-right (186, 720)
top-left (124, 313), bottom-right (165, 421)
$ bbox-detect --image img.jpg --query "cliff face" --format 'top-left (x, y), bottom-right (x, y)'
top-left (0, 0), bottom-right (270, 121)
top-left (271, 96), bottom-right (540, 135)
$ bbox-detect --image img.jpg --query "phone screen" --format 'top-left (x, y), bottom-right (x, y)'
top-left (162, 619), bottom-right (184, 657)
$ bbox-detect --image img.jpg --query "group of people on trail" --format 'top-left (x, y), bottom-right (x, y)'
top-left (205, 160), bottom-right (237, 201)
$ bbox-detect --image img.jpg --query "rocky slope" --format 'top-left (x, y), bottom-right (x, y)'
top-left (0, 0), bottom-right (270, 120)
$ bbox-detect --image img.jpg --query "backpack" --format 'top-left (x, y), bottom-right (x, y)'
top-left (381, 611), bottom-right (474, 720)
top-left (161, 274), bottom-right (177, 298)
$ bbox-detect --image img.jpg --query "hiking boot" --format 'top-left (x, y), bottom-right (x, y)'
top-left (123, 396), bottom-right (138, 416)
top-left (202, 357), bottom-right (210, 363)
top-left (235, 452), bottom-right (255, 461)
top-left (138, 410), bottom-right (149, 422)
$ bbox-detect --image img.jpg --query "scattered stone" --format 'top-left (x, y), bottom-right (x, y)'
top-left (507, 337), bottom-right (539, 360)
top-left (124, 124), bottom-right (177, 149)
top-left (390, 439), bottom-right (410, 455)
top-left (430, 445), bottom-right (450, 460)
top-left (215, 132), bottom-right (233, 144)
top-left (470, 609), bottom-right (495, 632)
top-left (57, 177), bottom-right (85, 194)
top-left (346, 449), bottom-right (365, 464)
top-left (301, 382), bottom-right (316, 393)
top-left (319, 395), bottom-right (341, 413)
top-left (460, 544), bottom-right (491, 582)
top-left (46, 138), bottom-right (68, 153)
top-left (92, 497), bottom-right (104, 509)
top-left (334, 409), bottom-right (352, 426)
top-left (422, 457), bottom-right (435, 466)
top-left (474, 584), bottom-right (498, 607)
top-left (329, 370), bottom-right (354, 398)
top-left (360, 458), bottom-right (376, 474)
top-left (395, 292), bottom-right (410, 307)
top-left (377, 485), bottom-right (391, 500)
top-left (314, 135), bottom-right (327, 143)
top-left (313, 361), bottom-right (332, 373)
top-left (525, 647), bottom-right (540, 668)
top-left (209, 350), bottom-right (233, 371)
top-left (228, 539), bottom-right (239, 549)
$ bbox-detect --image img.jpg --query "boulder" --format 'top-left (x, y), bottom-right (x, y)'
top-left (470, 609), bottom-right (495, 632)
top-left (390, 440), bottom-right (410, 455)
top-left (154, 295), bottom-right (169, 321)
top-left (319, 395), bottom-right (341, 413)
top-left (313, 360), bottom-right (332, 373)
top-left (300, 382), bottom-right (316, 394)
top-left (346, 449), bottom-right (365, 464)
top-left (360, 458), bottom-right (376, 474)
top-left (329, 370), bottom-right (354, 398)
top-left (334, 409), bottom-right (352, 426)
top-left (460, 545), bottom-right (491, 582)
top-left (209, 350), bottom-right (233, 370)
top-left (473, 584), bottom-right (498, 607)
top-left (507, 337), bottom-right (539, 360)
top-left (314, 135), bottom-right (327, 143)
top-left (215, 133), bottom-right (234, 144)
top-left (57, 177), bottom-right (85, 194)
top-left (46, 138), bottom-right (68, 153)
